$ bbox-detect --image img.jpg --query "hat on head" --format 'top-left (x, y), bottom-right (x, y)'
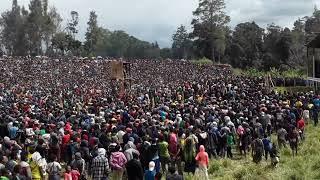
top-left (148, 161), bottom-right (155, 171)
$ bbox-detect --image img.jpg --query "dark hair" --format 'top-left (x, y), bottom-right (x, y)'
top-left (115, 145), bottom-right (121, 152)
top-left (168, 166), bottom-right (176, 174)
top-left (132, 152), bottom-right (139, 159)
top-left (20, 151), bottom-right (28, 162)
top-left (13, 164), bottom-right (21, 174)
top-left (48, 154), bottom-right (57, 162)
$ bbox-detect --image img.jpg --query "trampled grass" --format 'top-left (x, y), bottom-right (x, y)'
top-left (184, 125), bottom-right (320, 180)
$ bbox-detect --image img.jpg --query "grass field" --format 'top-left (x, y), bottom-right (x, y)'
top-left (184, 125), bottom-right (320, 180)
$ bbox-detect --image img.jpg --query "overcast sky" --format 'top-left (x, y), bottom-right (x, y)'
top-left (1, 0), bottom-right (320, 47)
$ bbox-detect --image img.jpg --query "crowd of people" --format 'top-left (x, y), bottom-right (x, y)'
top-left (0, 57), bottom-right (316, 180)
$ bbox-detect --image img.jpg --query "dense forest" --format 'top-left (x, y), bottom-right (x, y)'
top-left (0, 0), bottom-right (320, 70)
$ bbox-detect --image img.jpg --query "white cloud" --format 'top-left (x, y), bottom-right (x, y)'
top-left (0, 0), bottom-right (319, 47)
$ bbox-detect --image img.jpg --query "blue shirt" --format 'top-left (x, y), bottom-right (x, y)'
top-left (9, 126), bottom-right (18, 139)
top-left (314, 98), bottom-right (320, 107)
top-left (144, 170), bottom-right (156, 180)
top-left (262, 138), bottom-right (271, 150)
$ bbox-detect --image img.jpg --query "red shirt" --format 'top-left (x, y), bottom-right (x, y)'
top-left (71, 170), bottom-right (80, 180)
top-left (297, 119), bottom-right (305, 130)
top-left (64, 172), bottom-right (72, 180)
top-left (62, 134), bottom-right (71, 145)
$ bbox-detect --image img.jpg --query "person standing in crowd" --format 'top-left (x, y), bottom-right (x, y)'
top-left (166, 166), bottom-right (183, 180)
top-left (109, 145), bottom-right (127, 180)
top-left (145, 161), bottom-right (156, 180)
top-left (277, 126), bottom-right (287, 149)
top-left (252, 136), bottom-right (264, 164)
top-left (226, 131), bottom-right (234, 159)
top-left (312, 98), bottom-right (319, 126)
top-left (19, 151), bottom-right (32, 180)
top-left (297, 117), bottom-right (305, 141)
top-left (70, 167), bottom-right (81, 180)
top-left (270, 143), bottom-right (279, 167)
top-left (126, 152), bottom-right (144, 180)
top-left (158, 135), bottom-right (170, 173)
top-left (262, 134), bottom-right (272, 161)
top-left (64, 166), bottom-right (72, 180)
top-left (46, 154), bottom-right (62, 180)
top-left (195, 145), bottom-right (209, 180)
top-left (183, 137), bottom-right (196, 175)
top-left (29, 151), bottom-right (47, 180)
top-left (71, 152), bottom-right (86, 179)
top-left (91, 148), bottom-right (110, 180)
top-left (288, 127), bottom-right (299, 157)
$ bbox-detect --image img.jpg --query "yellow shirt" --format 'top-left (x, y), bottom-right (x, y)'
top-left (30, 160), bottom-right (41, 179)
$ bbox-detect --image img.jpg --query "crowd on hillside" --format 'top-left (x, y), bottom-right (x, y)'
top-left (0, 57), bottom-right (315, 180)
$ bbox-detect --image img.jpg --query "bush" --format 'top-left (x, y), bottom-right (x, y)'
top-left (191, 57), bottom-right (213, 65)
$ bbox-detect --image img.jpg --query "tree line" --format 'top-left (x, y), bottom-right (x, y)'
top-left (0, 0), bottom-right (161, 59)
top-left (1, 0), bottom-right (320, 70)
top-left (171, 0), bottom-right (320, 70)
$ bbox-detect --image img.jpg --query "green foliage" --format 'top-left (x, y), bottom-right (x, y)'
top-left (274, 86), bottom-right (313, 94)
top-left (228, 22), bottom-right (264, 69)
top-left (0, 0), bottom-right (317, 65)
top-left (84, 11), bottom-right (99, 56)
top-left (269, 67), bottom-right (281, 78)
top-left (191, 57), bottom-right (213, 65)
top-left (243, 68), bottom-right (266, 77)
top-left (51, 32), bottom-right (82, 55)
top-left (0, 0), bottom-right (61, 56)
top-left (160, 48), bottom-right (172, 59)
top-left (282, 69), bottom-right (305, 78)
top-left (172, 25), bottom-right (192, 59)
top-left (191, 0), bottom-right (230, 62)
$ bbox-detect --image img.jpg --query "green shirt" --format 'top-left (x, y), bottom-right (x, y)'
top-left (158, 141), bottom-right (170, 158)
top-left (227, 135), bottom-right (234, 146)
top-left (0, 176), bottom-right (9, 180)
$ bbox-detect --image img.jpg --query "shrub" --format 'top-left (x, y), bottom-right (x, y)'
top-left (191, 57), bottom-right (213, 65)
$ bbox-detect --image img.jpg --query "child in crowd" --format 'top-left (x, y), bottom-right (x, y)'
top-left (64, 166), bottom-right (72, 180)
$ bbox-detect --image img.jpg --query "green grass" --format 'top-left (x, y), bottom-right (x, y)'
top-left (184, 125), bottom-right (320, 180)
top-left (274, 86), bottom-right (313, 94)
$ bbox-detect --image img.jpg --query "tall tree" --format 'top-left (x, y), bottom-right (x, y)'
top-left (191, 0), bottom-right (230, 62)
top-left (305, 6), bottom-right (320, 34)
top-left (0, 0), bottom-right (28, 55)
top-left (43, 6), bottom-right (62, 54)
top-left (290, 18), bottom-right (306, 67)
top-left (262, 24), bottom-right (293, 70)
top-left (67, 11), bottom-right (79, 37)
top-left (172, 25), bottom-right (191, 59)
top-left (26, 0), bottom-right (44, 55)
top-left (84, 11), bottom-right (100, 56)
top-left (229, 22), bottom-right (264, 68)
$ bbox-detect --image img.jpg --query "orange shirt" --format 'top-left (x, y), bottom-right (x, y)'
top-left (195, 145), bottom-right (209, 167)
